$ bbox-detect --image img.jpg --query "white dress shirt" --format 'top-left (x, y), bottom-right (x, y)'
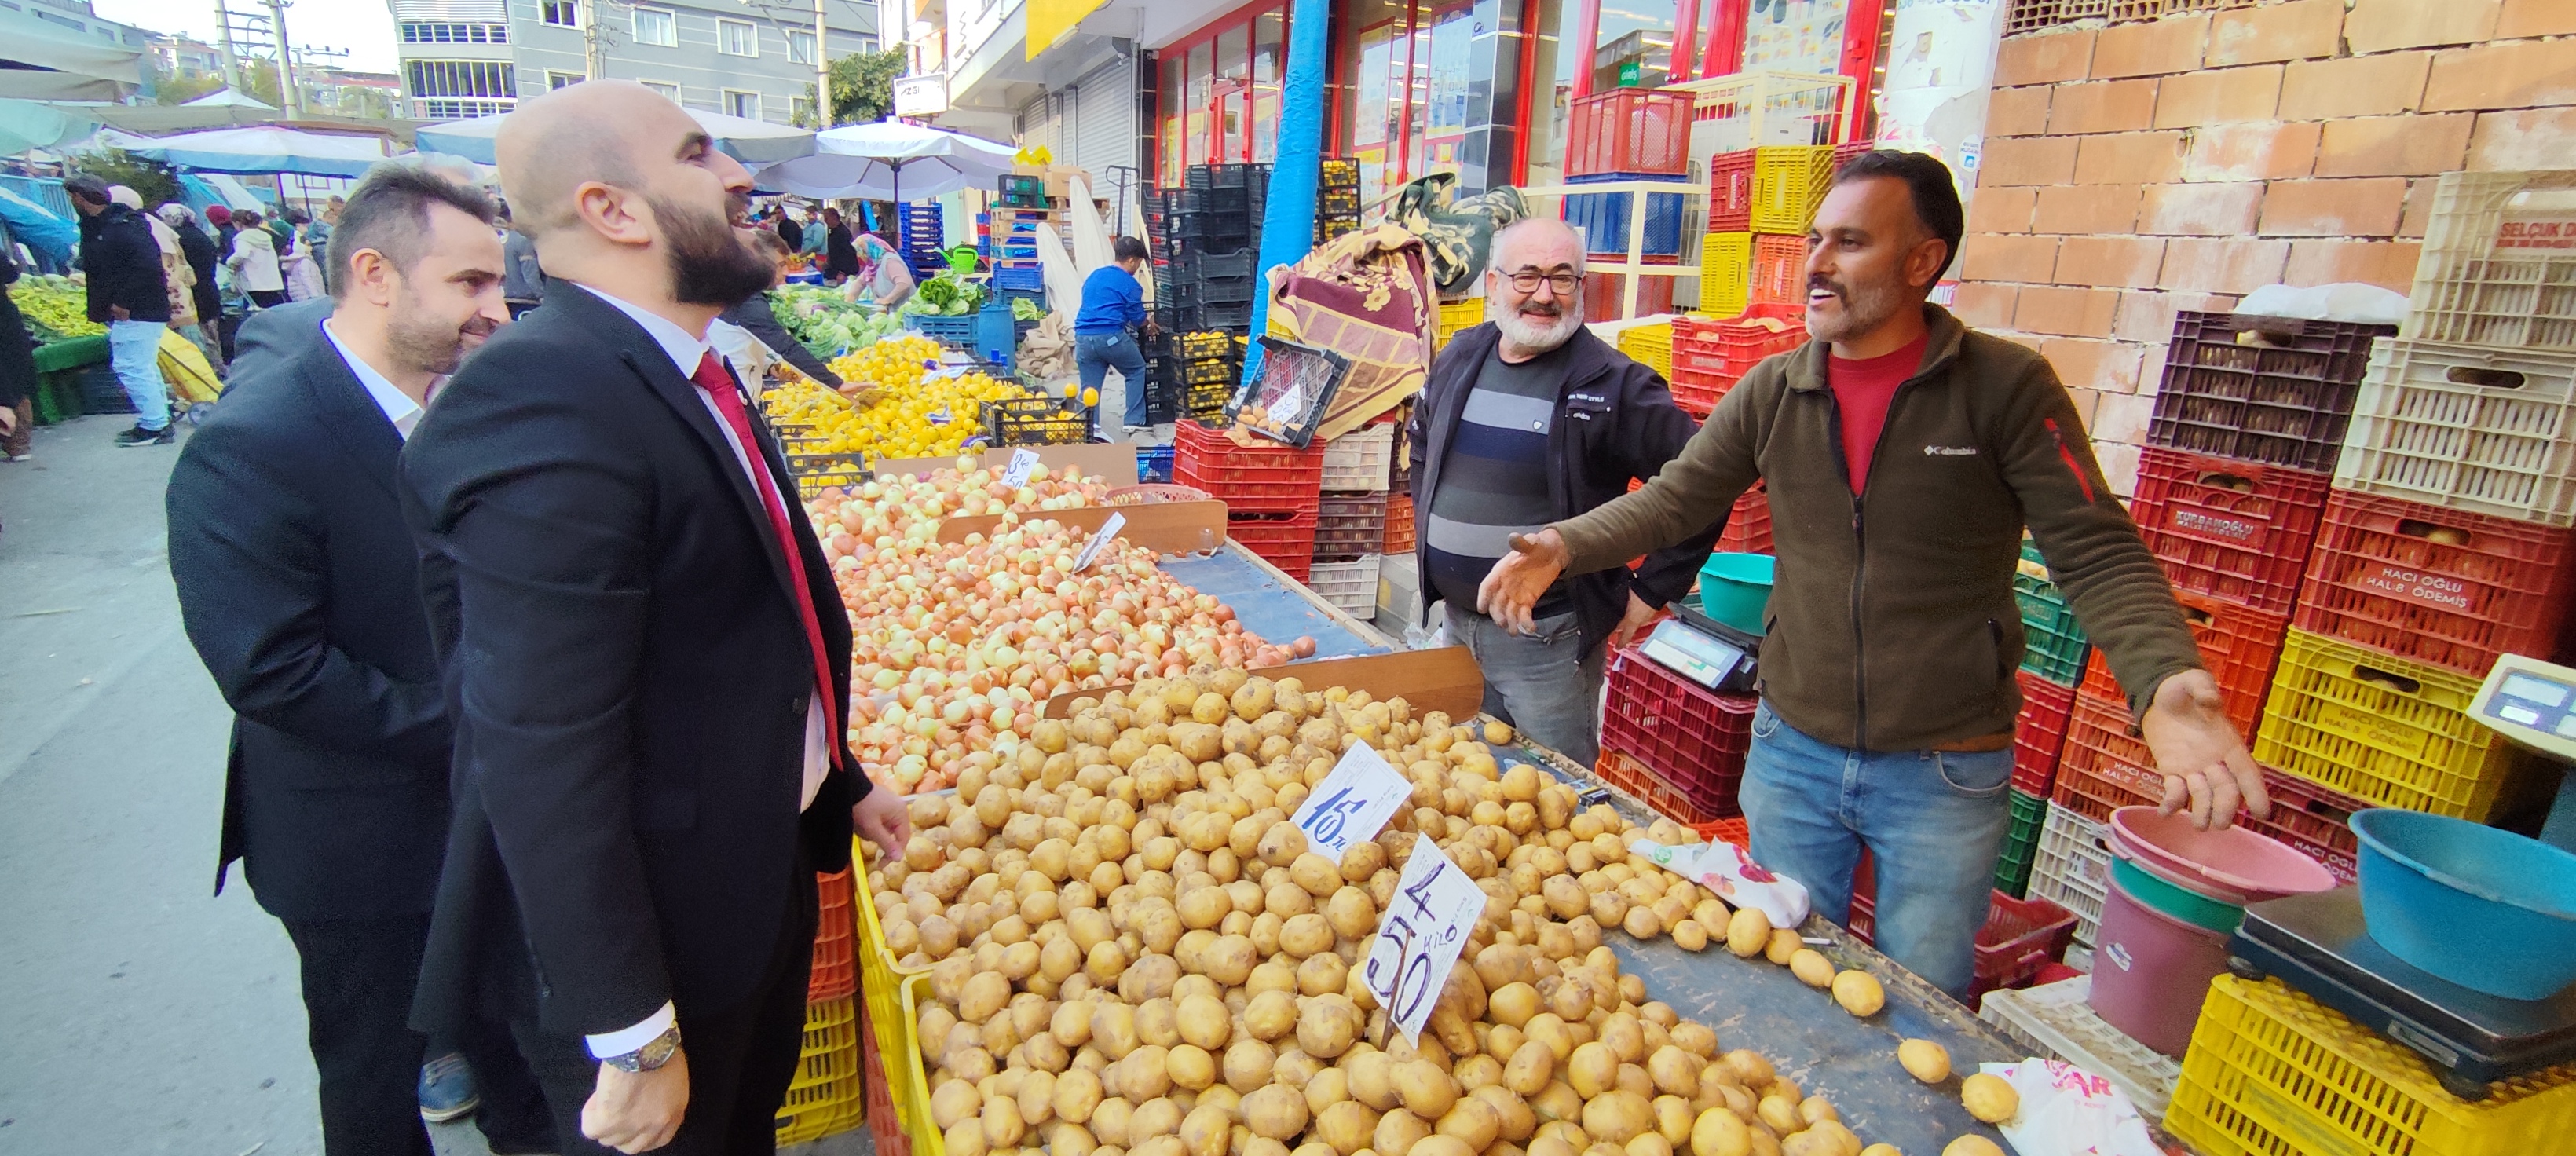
top-left (320, 318), bottom-right (426, 439)
top-left (572, 283), bottom-right (833, 1059)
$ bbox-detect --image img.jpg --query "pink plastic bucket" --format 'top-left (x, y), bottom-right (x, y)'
top-left (2088, 872), bottom-right (2232, 1055)
top-left (2109, 805), bottom-right (2338, 905)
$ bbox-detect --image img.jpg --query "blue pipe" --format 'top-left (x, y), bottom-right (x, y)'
top-left (1242, 0), bottom-right (1330, 385)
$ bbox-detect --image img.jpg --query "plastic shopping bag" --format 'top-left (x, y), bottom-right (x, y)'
top-left (1981, 1059), bottom-right (2160, 1156)
top-left (1628, 837), bottom-right (1811, 930)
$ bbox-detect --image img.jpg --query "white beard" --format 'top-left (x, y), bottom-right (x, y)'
top-left (1490, 295), bottom-right (1585, 352)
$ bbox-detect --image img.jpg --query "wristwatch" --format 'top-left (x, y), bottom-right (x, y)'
top-left (603, 1025), bottom-right (684, 1073)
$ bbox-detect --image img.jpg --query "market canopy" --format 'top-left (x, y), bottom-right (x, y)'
top-left (105, 126), bottom-right (393, 177)
top-left (0, 13), bottom-right (145, 101)
top-left (0, 183), bottom-right (75, 263)
top-left (415, 108), bottom-right (815, 166)
top-left (181, 88), bottom-right (276, 110)
top-left (0, 98), bottom-right (95, 155)
top-left (752, 119), bottom-right (1015, 200)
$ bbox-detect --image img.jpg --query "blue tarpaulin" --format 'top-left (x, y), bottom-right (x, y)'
top-left (0, 184), bottom-right (76, 264)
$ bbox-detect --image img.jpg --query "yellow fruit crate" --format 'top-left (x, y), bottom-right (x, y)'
top-left (773, 996), bottom-right (862, 1145)
top-left (2252, 629), bottom-right (2513, 819)
top-left (1437, 298), bottom-right (1483, 350)
top-left (1750, 145), bottom-right (1835, 235)
top-left (2168, 975), bottom-right (2576, 1156)
top-left (1701, 232), bottom-right (1751, 318)
top-left (1617, 321), bottom-right (1674, 378)
top-left (855, 840), bottom-right (943, 1156)
top-left (788, 448), bottom-right (869, 500)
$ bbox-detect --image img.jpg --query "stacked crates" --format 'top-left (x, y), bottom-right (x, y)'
top-left (1310, 421), bottom-right (1396, 616)
top-left (1700, 143), bottom-right (1843, 320)
top-left (1667, 308), bottom-right (1806, 416)
top-left (2007, 540), bottom-right (2088, 913)
top-left (1154, 164), bottom-right (1267, 338)
top-left (1561, 87), bottom-right (1694, 324)
top-left (1175, 419), bottom-right (1322, 580)
top-left (1317, 159), bottom-right (1361, 243)
top-left (774, 869), bottom-right (862, 1144)
top-left (1154, 330), bottom-right (1240, 425)
top-left (896, 205), bottom-right (945, 278)
top-left (980, 194), bottom-right (1059, 309)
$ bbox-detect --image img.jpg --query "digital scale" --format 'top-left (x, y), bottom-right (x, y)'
top-left (2227, 653), bottom-right (2576, 1097)
top-left (1639, 593), bottom-right (1761, 693)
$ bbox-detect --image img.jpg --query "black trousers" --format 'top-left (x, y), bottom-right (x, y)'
top-left (514, 865), bottom-right (818, 1155)
top-left (280, 913), bottom-right (556, 1156)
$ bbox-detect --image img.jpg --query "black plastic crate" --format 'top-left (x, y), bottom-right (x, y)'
top-left (1186, 380), bottom-right (1232, 419)
top-left (1188, 249), bottom-right (1256, 280)
top-left (1180, 187), bottom-right (1249, 214)
top-left (1200, 302), bottom-right (1253, 331)
top-left (1321, 158), bottom-right (1359, 189)
top-left (1176, 331), bottom-right (1235, 360)
top-left (987, 395), bottom-right (1091, 446)
top-left (1315, 491), bottom-right (1389, 560)
top-left (1144, 375), bottom-right (1180, 424)
top-left (997, 174), bottom-right (1046, 203)
top-left (1187, 163), bottom-right (1265, 190)
top-left (1197, 276), bottom-right (1255, 305)
top-left (2145, 312), bottom-right (2396, 474)
top-left (1182, 357), bottom-right (1239, 386)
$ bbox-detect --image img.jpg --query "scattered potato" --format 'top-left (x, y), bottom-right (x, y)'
top-left (1831, 971), bottom-right (1886, 1017)
top-left (1959, 1074), bottom-right (2018, 1124)
top-left (1942, 1137), bottom-right (2003, 1156)
top-left (1787, 949), bottom-right (1835, 990)
top-left (1897, 1040), bottom-right (1951, 1085)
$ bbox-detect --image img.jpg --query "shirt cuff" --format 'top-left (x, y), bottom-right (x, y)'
top-left (587, 1003), bottom-right (677, 1059)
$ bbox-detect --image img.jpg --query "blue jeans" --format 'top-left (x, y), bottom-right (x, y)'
top-left (1449, 605), bottom-right (1605, 766)
top-left (108, 319), bottom-right (169, 431)
top-left (1741, 702), bottom-right (2014, 997)
top-left (1076, 330), bottom-right (1150, 428)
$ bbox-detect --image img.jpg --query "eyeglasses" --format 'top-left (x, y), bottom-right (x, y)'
top-left (1502, 269), bottom-right (1583, 295)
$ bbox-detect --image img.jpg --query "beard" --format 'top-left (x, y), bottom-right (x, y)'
top-left (1489, 291), bottom-right (1585, 353)
top-left (655, 190), bottom-right (773, 307)
top-left (386, 289), bottom-right (499, 377)
top-left (1804, 271), bottom-right (1909, 344)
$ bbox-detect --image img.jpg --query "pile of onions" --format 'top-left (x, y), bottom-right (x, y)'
top-left (808, 459), bottom-right (1114, 567)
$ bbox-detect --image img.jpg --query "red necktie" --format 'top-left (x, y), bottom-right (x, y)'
top-left (690, 352), bottom-right (837, 739)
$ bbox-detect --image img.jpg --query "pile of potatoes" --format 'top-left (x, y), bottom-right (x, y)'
top-left (869, 671), bottom-right (1912, 1156)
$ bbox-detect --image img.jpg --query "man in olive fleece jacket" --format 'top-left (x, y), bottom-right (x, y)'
top-left (1480, 152), bottom-right (2265, 995)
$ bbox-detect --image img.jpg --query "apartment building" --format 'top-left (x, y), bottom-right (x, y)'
top-left (393, 0), bottom-right (880, 123)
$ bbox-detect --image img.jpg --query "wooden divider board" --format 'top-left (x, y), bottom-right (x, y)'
top-left (1041, 646), bottom-right (1485, 721)
top-left (873, 443), bottom-right (1139, 484)
top-left (933, 500), bottom-right (1229, 553)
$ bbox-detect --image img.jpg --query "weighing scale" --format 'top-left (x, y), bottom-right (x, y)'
top-left (2226, 653), bottom-right (2576, 1098)
top-left (1646, 593), bottom-right (1761, 693)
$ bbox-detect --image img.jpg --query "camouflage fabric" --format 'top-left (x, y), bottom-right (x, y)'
top-left (1392, 174), bottom-right (1529, 298)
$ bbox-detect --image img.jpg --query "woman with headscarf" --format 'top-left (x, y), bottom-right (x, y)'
top-left (843, 231), bottom-right (916, 312)
top-left (159, 203), bottom-right (227, 371)
top-left (225, 209), bottom-right (286, 308)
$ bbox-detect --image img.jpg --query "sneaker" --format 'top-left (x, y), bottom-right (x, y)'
top-left (114, 424), bottom-right (174, 448)
top-left (417, 1052), bottom-right (481, 1124)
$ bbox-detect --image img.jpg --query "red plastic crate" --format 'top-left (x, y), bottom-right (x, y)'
top-left (2293, 488), bottom-right (2576, 677)
top-left (1596, 750), bottom-right (1734, 827)
top-left (1381, 491), bottom-right (1415, 554)
top-left (1717, 486), bottom-right (1773, 554)
top-left (2244, 766), bottom-right (2365, 883)
top-left (1970, 891), bottom-right (2080, 1001)
top-left (859, 1004), bottom-right (910, 1156)
top-left (2080, 587), bottom-right (2288, 743)
top-left (1599, 644), bottom-right (1758, 821)
top-left (2126, 446), bottom-right (2334, 615)
top-left (1748, 235), bottom-right (1808, 308)
top-left (1832, 140), bottom-right (1874, 171)
top-left (1583, 263), bottom-right (1678, 324)
top-left (1228, 509), bottom-right (1318, 580)
top-left (1709, 149), bottom-right (1756, 232)
top-left (1668, 313), bottom-right (1807, 415)
top-left (808, 869), bottom-right (855, 1001)
top-left (1175, 419), bottom-right (1324, 513)
top-left (1848, 849), bottom-right (1877, 943)
top-left (1563, 87), bottom-right (1697, 176)
top-left (2051, 690), bottom-right (2168, 823)
top-left (2013, 669), bottom-right (2078, 796)
top-left (1690, 816), bottom-right (1750, 846)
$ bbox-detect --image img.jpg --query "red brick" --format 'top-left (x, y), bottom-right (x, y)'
top-left (2050, 79), bottom-right (2160, 135)
top-left (2015, 286), bottom-right (2121, 338)
top-left (1959, 233), bottom-right (2058, 284)
top-left (2315, 113), bottom-right (2475, 177)
top-left (1967, 186), bottom-right (2036, 235)
top-left (2091, 15), bottom-right (2208, 79)
top-left (2042, 338), bottom-right (2149, 396)
top-left (2138, 183), bottom-right (2265, 236)
top-left (2498, 0), bottom-right (2576, 38)
top-left (2278, 53), bottom-right (2432, 120)
top-left (2098, 441), bottom-right (2142, 501)
top-left (2074, 131), bottom-right (2188, 185)
top-left (2424, 39), bottom-right (2576, 112)
top-left (2258, 178), bottom-right (2410, 237)
top-left (2159, 238), bottom-right (2292, 294)
top-left (2055, 236), bottom-right (2168, 290)
top-left (1952, 282), bottom-right (2018, 331)
top-left (2153, 66), bottom-right (2283, 129)
top-left (2400, 178), bottom-right (2437, 238)
top-left (2284, 240), bottom-right (2425, 293)
top-left (2468, 106), bottom-right (2576, 171)
top-left (1995, 29), bottom-right (2096, 87)
top-left (2064, 387), bottom-right (2102, 428)
top-left (2033, 184), bottom-right (2142, 235)
top-left (1979, 136), bottom-right (2080, 186)
top-left (2346, 0), bottom-right (2500, 52)
top-left (2090, 389), bottom-right (2157, 444)
top-left (1995, 331), bottom-right (2047, 353)
top-left (2208, 0), bottom-right (2344, 66)
top-left (2180, 122), bottom-right (2319, 181)
top-left (1986, 86), bottom-right (2052, 137)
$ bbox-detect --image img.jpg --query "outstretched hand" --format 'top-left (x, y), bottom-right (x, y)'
top-left (1476, 529), bottom-right (1569, 635)
top-left (2139, 668), bottom-right (2270, 831)
top-left (853, 783), bottom-right (912, 860)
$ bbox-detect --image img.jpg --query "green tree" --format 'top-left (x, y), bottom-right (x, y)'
top-left (797, 48), bottom-right (906, 126)
top-left (71, 150), bottom-right (182, 207)
top-left (152, 70), bottom-right (226, 105)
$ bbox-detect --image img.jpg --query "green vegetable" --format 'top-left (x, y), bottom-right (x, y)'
top-left (1011, 298), bottom-right (1045, 322)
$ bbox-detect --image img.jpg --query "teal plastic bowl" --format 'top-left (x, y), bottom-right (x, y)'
top-left (1696, 552), bottom-right (1775, 635)
top-left (2351, 808), bottom-right (2576, 1001)
top-left (2111, 855), bottom-right (2245, 934)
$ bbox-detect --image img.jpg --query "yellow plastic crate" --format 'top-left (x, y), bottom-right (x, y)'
top-left (2252, 629), bottom-right (2513, 819)
top-left (1436, 298), bottom-right (1483, 350)
top-left (2168, 975), bottom-right (2576, 1156)
top-left (856, 840), bottom-right (943, 1156)
top-left (1750, 145), bottom-right (1835, 235)
top-left (1701, 232), bottom-right (1751, 318)
top-left (774, 996), bottom-right (862, 1145)
top-left (1617, 321), bottom-right (1674, 378)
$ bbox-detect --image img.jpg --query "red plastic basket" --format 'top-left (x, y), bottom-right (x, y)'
top-left (1748, 235), bottom-right (1808, 308)
top-left (1848, 849), bottom-right (1877, 943)
top-left (1175, 419), bottom-right (1324, 513)
top-left (1381, 491), bottom-right (1415, 554)
top-left (2292, 488), bottom-right (2576, 678)
top-left (1583, 263), bottom-right (1678, 324)
top-left (1227, 509), bottom-right (1318, 580)
top-left (2081, 587), bottom-right (2289, 743)
top-left (2013, 669), bottom-right (2078, 796)
top-left (2244, 766), bottom-right (2365, 883)
top-left (859, 1005), bottom-right (910, 1156)
top-left (2051, 690), bottom-right (2168, 823)
top-left (1716, 487), bottom-right (1773, 554)
top-left (2126, 446), bottom-right (2334, 615)
top-left (1599, 645), bottom-right (1758, 821)
top-left (1596, 750), bottom-right (1733, 827)
top-left (1563, 88), bottom-right (1697, 176)
top-left (1970, 891), bottom-right (2080, 1001)
top-left (808, 869), bottom-right (855, 1001)
top-left (1689, 816), bottom-right (1750, 846)
top-left (1668, 313), bottom-right (1806, 416)
top-left (1708, 149), bottom-right (1757, 232)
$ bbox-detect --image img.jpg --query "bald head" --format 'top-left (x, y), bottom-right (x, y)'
top-left (1492, 217), bottom-right (1586, 276)
top-left (496, 80), bottom-right (697, 236)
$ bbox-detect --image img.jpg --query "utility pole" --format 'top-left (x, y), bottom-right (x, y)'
top-left (586, 0), bottom-right (613, 81)
top-left (210, 0), bottom-right (242, 90)
top-left (814, 0), bottom-right (831, 126)
top-left (263, 0), bottom-right (301, 116)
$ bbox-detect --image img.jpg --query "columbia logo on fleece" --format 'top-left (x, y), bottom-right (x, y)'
top-left (1923, 445), bottom-right (1978, 456)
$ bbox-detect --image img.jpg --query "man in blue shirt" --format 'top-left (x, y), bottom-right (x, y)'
top-left (1074, 236), bottom-right (1153, 438)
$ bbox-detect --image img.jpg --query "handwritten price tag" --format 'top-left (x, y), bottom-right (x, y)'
top-left (1001, 448), bottom-right (1041, 488)
top-left (1071, 511), bottom-right (1126, 573)
top-left (1288, 741), bottom-right (1411, 858)
top-left (1362, 834), bottom-right (1486, 1044)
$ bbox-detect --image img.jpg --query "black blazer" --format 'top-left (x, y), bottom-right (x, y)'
top-left (166, 331), bottom-right (453, 923)
top-left (399, 280), bottom-right (862, 1039)
top-left (229, 297), bottom-right (335, 382)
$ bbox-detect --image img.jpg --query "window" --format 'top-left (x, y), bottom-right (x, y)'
top-left (641, 80), bottom-right (681, 102)
top-left (725, 90), bottom-right (760, 119)
top-left (399, 23), bottom-right (507, 44)
top-left (631, 7), bottom-right (676, 48)
top-left (418, 98), bottom-right (512, 119)
top-left (788, 28), bottom-right (816, 64)
top-left (405, 60), bottom-right (516, 100)
top-left (548, 71), bottom-right (584, 90)
top-left (792, 95), bottom-right (815, 124)
top-left (541, 1), bottom-right (579, 27)
top-left (719, 19), bottom-right (756, 57)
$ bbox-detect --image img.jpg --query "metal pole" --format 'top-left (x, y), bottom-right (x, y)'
top-left (264, 0), bottom-right (299, 116)
top-left (815, 0), bottom-right (832, 126)
top-left (1242, 0), bottom-right (1330, 383)
top-left (587, 1), bottom-right (606, 80)
top-left (211, 0), bottom-right (242, 91)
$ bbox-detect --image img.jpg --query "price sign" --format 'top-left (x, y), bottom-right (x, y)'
top-left (1289, 741), bottom-right (1411, 858)
top-left (1362, 834), bottom-right (1487, 1044)
top-left (1001, 448), bottom-right (1041, 488)
top-left (1071, 511), bottom-right (1126, 573)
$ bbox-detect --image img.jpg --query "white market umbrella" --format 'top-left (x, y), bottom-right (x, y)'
top-left (110, 125), bottom-right (391, 177)
top-left (181, 88), bottom-right (276, 110)
top-left (415, 108), bottom-right (815, 166)
top-left (752, 119), bottom-right (1015, 202)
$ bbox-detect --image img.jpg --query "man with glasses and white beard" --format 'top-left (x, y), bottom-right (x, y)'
top-left (1401, 217), bottom-right (1725, 766)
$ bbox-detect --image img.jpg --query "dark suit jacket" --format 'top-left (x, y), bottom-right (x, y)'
top-left (166, 329), bottom-right (452, 923)
top-left (229, 297), bottom-right (335, 381)
top-left (400, 280), bottom-right (862, 1038)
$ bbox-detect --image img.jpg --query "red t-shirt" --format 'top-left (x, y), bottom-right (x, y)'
top-left (1828, 332), bottom-right (1930, 495)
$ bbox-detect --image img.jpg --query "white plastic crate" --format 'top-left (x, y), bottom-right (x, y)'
top-left (1979, 975), bottom-right (2183, 1123)
top-left (2404, 169), bottom-right (2576, 350)
top-left (2336, 338), bottom-right (2576, 527)
top-left (2027, 805), bottom-right (2113, 945)
top-left (1320, 425), bottom-right (1393, 492)
top-left (1306, 554), bottom-right (1383, 615)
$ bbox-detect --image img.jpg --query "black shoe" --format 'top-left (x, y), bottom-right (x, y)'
top-left (114, 424), bottom-right (174, 447)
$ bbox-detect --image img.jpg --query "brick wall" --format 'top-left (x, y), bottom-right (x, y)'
top-left (1953, 0), bottom-right (2576, 496)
